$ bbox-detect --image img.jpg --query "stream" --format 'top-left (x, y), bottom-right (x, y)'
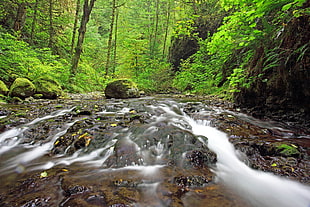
top-left (0, 95), bottom-right (309, 207)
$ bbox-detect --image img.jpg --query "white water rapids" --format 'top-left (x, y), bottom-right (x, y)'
top-left (189, 120), bottom-right (310, 207)
top-left (0, 100), bottom-right (309, 207)
top-left (156, 103), bottom-right (310, 207)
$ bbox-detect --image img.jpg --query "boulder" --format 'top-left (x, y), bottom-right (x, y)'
top-left (105, 79), bottom-right (140, 99)
top-left (34, 76), bottom-right (62, 99)
top-left (9, 78), bottom-right (36, 99)
top-left (0, 80), bottom-right (9, 95)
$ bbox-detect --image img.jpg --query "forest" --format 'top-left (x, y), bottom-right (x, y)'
top-left (0, 1), bottom-right (310, 206)
top-left (0, 0), bottom-right (309, 122)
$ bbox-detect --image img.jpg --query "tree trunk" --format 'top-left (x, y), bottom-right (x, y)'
top-left (162, 0), bottom-right (171, 58)
top-left (48, 0), bottom-right (54, 48)
top-left (151, 0), bottom-right (160, 57)
top-left (71, 0), bottom-right (96, 77)
top-left (112, 8), bottom-right (119, 76)
top-left (105, 0), bottom-right (116, 77)
top-left (30, 0), bottom-right (39, 44)
top-left (70, 0), bottom-right (81, 55)
top-left (13, 2), bottom-right (27, 32)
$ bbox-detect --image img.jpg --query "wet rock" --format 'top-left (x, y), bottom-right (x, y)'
top-left (64, 185), bottom-right (89, 196)
top-left (233, 139), bottom-right (309, 183)
top-left (174, 187), bottom-right (189, 199)
top-left (51, 120), bottom-right (94, 155)
top-left (253, 141), bottom-right (301, 158)
top-left (9, 78), bottom-right (36, 99)
top-left (0, 170), bottom-right (63, 207)
top-left (112, 179), bottom-right (140, 188)
top-left (62, 192), bottom-right (107, 207)
top-left (105, 79), bottom-right (140, 99)
top-left (76, 110), bottom-right (92, 116)
top-left (20, 197), bottom-right (51, 207)
top-left (186, 150), bottom-right (217, 168)
top-left (85, 193), bottom-right (107, 206)
top-left (0, 94), bottom-right (308, 207)
top-left (183, 102), bottom-right (204, 114)
top-left (174, 175), bottom-right (208, 187)
top-left (110, 204), bottom-right (129, 207)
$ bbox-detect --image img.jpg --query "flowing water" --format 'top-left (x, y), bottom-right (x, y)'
top-left (0, 96), bottom-right (309, 206)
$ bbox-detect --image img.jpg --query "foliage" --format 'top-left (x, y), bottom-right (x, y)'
top-left (173, 0), bottom-right (308, 96)
top-left (0, 0), bottom-right (308, 96)
top-left (118, 56), bottom-right (174, 93)
top-left (0, 30), bottom-right (68, 83)
top-left (173, 45), bottom-right (226, 94)
top-left (173, 18), bottom-right (197, 38)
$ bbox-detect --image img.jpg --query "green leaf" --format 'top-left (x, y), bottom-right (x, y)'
top-left (282, 3), bottom-right (293, 11)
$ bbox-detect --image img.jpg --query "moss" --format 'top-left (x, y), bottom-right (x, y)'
top-left (34, 77), bottom-right (62, 99)
top-left (34, 94), bottom-right (43, 99)
top-left (0, 80), bottom-right (9, 95)
top-left (276, 143), bottom-right (300, 157)
top-left (105, 79), bottom-right (140, 99)
top-left (9, 78), bottom-right (36, 99)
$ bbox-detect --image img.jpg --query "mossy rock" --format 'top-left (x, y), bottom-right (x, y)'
top-left (0, 94), bottom-right (7, 103)
top-left (275, 143), bottom-right (300, 157)
top-left (34, 76), bottom-right (62, 99)
top-left (0, 80), bottom-right (9, 95)
top-left (105, 79), bottom-right (140, 99)
top-left (9, 78), bottom-right (36, 99)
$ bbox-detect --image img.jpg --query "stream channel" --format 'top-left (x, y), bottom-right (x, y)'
top-left (0, 95), bottom-right (309, 207)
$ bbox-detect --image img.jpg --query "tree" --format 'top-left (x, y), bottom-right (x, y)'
top-left (105, 0), bottom-right (125, 77)
top-left (30, 0), bottom-right (39, 44)
top-left (162, 0), bottom-right (171, 57)
top-left (71, 0), bottom-right (81, 55)
top-left (48, 0), bottom-right (54, 48)
top-left (13, 1), bottom-right (27, 32)
top-left (71, 0), bottom-right (96, 77)
top-left (105, 0), bottom-right (116, 76)
top-left (112, 8), bottom-right (119, 75)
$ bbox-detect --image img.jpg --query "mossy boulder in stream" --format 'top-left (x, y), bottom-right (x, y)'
top-left (9, 78), bottom-right (36, 99)
top-left (105, 79), bottom-right (140, 99)
top-left (0, 80), bottom-right (9, 95)
top-left (34, 76), bottom-right (62, 99)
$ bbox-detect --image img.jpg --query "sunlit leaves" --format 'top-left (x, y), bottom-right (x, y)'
top-left (173, 19), bottom-right (196, 37)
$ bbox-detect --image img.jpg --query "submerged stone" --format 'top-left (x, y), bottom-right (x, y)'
top-left (105, 79), bottom-right (140, 99)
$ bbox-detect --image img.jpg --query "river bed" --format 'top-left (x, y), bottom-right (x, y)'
top-left (0, 95), bottom-right (309, 206)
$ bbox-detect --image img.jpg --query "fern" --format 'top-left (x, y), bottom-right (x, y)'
top-left (296, 43), bottom-right (309, 62)
top-left (263, 48), bottom-right (285, 71)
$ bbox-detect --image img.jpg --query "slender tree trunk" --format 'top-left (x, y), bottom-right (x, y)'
top-left (30, 0), bottom-right (39, 44)
top-left (162, 0), bottom-right (171, 58)
top-left (71, 0), bottom-right (96, 77)
top-left (71, 0), bottom-right (81, 55)
top-left (48, 0), bottom-right (54, 48)
top-left (151, 0), bottom-right (160, 57)
top-left (13, 2), bottom-right (27, 32)
top-left (105, 0), bottom-right (116, 77)
top-left (112, 8), bottom-right (119, 76)
top-left (147, 1), bottom-right (153, 54)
